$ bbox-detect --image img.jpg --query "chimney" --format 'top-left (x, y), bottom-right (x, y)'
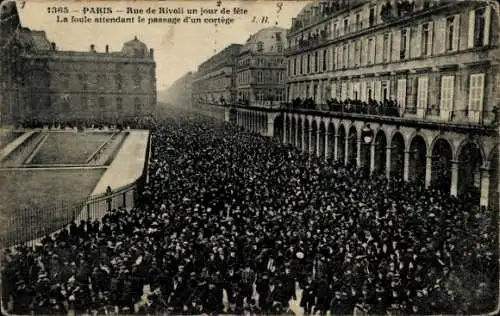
top-left (90, 44), bottom-right (95, 52)
top-left (105, 45), bottom-right (109, 53)
top-left (149, 48), bottom-right (154, 58)
top-left (51, 42), bottom-right (56, 50)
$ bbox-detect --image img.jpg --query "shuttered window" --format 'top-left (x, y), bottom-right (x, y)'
top-left (469, 74), bottom-right (485, 111)
top-left (397, 79), bottom-right (407, 108)
top-left (417, 77), bottom-right (428, 109)
top-left (440, 76), bottom-right (455, 112)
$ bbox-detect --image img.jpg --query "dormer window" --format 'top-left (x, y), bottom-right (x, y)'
top-left (257, 41), bottom-right (264, 52)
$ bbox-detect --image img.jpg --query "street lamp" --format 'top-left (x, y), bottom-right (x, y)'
top-left (361, 124), bottom-right (374, 171)
top-left (362, 124), bottom-right (373, 145)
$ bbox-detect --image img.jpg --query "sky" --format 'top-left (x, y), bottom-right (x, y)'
top-left (14, 0), bottom-right (311, 89)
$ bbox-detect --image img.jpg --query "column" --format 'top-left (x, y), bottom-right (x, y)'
top-left (301, 120), bottom-right (306, 152)
top-left (403, 150), bottom-right (410, 182)
top-left (267, 115), bottom-right (275, 137)
top-left (344, 133), bottom-right (349, 166)
top-left (333, 134), bottom-right (339, 161)
top-left (224, 108), bottom-right (230, 122)
top-left (295, 118), bottom-right (299, 147)
top-left (370, 142), bottom-right (376, 174)
top-left (288, 117), bottom-right (293, 144)
top-left (318, 80), bottom-right (323, 106)
top-left (308, 125), bottom-right (313, 155)
top-left (480, 167), bottom-right (490, 208)
top-left (450, 160), bottom-right (459, 197)
top-left (283, 116), bottom-right (287, 144)
top-left (356, 140), bottom-right (362, 168)
top-left (316, 129), bottom-right (321, 157)
top-left (386, 146), bottom-right (392, 180)
top-left (425, 155), bottom-right (432, 188)
top-left (325, 131), bottom-right (330, 160)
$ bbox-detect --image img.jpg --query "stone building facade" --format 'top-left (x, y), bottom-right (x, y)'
top-left (192, 44), bottom-right (242, 106)
top-left (0, 0), bottom-right (156, 124)
top-left (286, 0), bottom-right (498, 125)
top-left (236, 27), bottom-right (288, 107)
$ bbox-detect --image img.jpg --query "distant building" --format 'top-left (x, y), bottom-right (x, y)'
top-left (161, 71), bottom-right (196, 108)
top-left (0, 0), bottom-right (156, 124)
top-left (236, 26), bottom-right (288, 107)
top-left (192, 44), bottom-right (242, 106)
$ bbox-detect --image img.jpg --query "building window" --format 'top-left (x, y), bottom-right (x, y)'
top-left (300, 55), bottom-right (304, 74)
top-left (369, 6), bottom-right (376, 26)
top-left (337, 47), bottom-right (342, 69)
top-left (275, 32), bottom-right (282, 41)
top-left (446, 16), bottom-right (455, 51)
top-left (116, 97), bottom-right (123, 110)
top-left (288, 60), bottom-right (291, 77)
top-left (342, 44), bottom-right (348, 69)
top-left (468, 73), bottom-right (485, 112)
top-left (257, 71), bottom-right (263, 83)
top-left (440, 75), bottom-right (455, 113)
top-left (368, 37), bottom-right (374, 64)
top-left (381, 81), bottom-right (389, 100)
top-left (354, 40), bottom-right (360, 66)
top-left (332, 48), bottom-right (336, 70)
top-left (397, 79), bottom-right (407, 108)
top-left (257, 41), bottom-right (264, 52)
top-left (134, 75), bottom-right (141, 90)
top-left (81, 96), bottom-right (87, 110)
top-left (116, 74), bottom-right (122, 91)
top-left (80, 74), bottom-right (88, 91)
top-left (60, 73), bottom-right (69, 90)
top-left (277, 42), bottom-right (283, 52)
top-left (62, 95), bottom-right (70, 110)
top-left (257, 90), bottom-right (264, 102)
top-left (276, 89), bottom-right (283, 101)
top-left (314, 51), bottom-right (319, 72)
top-left (294, 57), bottom-right (298, 75)
top-left (307, 54), bottom-right (311, 73)
top-left (343, 18), bottom-right (349, 34)
top-left (400, 29), bottom-right (408, 59)
top-left (417, 77), bottom-right (428, 109)
top-left (422, 23), bottom-right (430, 55)
top-left (333, 23), bottom-right (338, 37)
top-left (98, 96), bottom-right (105, 109)
top-left (323, 49), bottom-right (327, 71)
top-left (470, 7), bottom-right (488, 48)
top-left (134, 97), bottom-right (141, 113)
top-left (383, 33), bottom-right (390, 62)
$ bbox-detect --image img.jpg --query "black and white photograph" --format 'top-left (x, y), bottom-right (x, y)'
top-left (0, 0), bottom-right (499, 315)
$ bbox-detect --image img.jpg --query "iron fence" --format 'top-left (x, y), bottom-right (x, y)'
top-left (0, 181), bottom-right (139, 249)
top-left (0, 132), bottom-right (152, 249)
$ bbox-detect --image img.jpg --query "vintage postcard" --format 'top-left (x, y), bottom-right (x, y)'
top-left (0, 0), bottom-right (498, 315)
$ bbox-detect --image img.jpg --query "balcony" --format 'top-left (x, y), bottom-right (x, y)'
top-left (286, 30), bottom-right (331, 55)
top-left (280, 98), bottom-right (498, 132)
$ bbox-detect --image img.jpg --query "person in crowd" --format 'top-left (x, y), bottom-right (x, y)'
top-left (2, 110), bottom-right (497, 315)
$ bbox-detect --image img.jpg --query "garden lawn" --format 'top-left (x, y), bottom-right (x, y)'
top-left (30, 133), bottom-right (113, 164)
top-left (0, 168), bottom-right (104, 245)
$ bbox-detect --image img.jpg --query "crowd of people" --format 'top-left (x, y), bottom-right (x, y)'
top-left (16, 117), bottom-right (156, 131)
top-left (1, 111), bottom-right (497, 315)
top-left (286, 97), bottom-right (401, 117)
